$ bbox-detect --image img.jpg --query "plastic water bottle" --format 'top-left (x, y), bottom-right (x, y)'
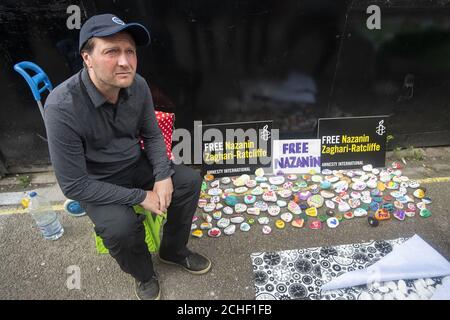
top-left (27, 191), bottom-right (64, 240)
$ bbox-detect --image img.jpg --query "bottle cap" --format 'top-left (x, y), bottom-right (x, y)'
top-left (29, 191), bottom-right (37, 197)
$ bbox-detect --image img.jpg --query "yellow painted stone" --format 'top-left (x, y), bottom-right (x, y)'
top-left (305, 207), bottom-right (318, 217)
top-left (255, 168), bottom-right (265, 177)
top-left (377, 182), bottom-right (386, 191)
top-left (204, 174), bottom-right (214, 182)
top-left (191, 229), bottom-right (203, 238)
top-left (275, 220), bottom-right (285, 229)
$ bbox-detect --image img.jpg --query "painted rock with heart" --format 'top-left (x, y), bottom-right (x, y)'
top-left (225, 195), bottom-right (239, 206)
top-left (230, 215), bottom-right (245, 224)
top-left (245, 180), bottom-right (257, 188)
top-left (307, 195), bottom-right (324, 208)
top-left (298, 191), bottom-right (312, 201)
top-left (269, 176), bottom-right (285, 185)
top-left (393, 210), bottom-right (405, 221)
top-left (235, 203), bottom-right (247, 213)
top-left (223, 224), bottom-right (236, 235)
top-left (240, 222), bottom-right (251, 232)
top-left (191, 229), bottom-right (203, 238)
top-left (258, 217), bottom-right (270, 225)
top-left (344, 211), bottom-right (354, 219)
top-left (254, 201), bottom-right (268, 211)
top-left (275, 220), bottom-right (285, 229)
top-left (354, 208), bottom-right (368, 217)
top-left (288, 201), bottom-right (302, 215)
top-left (244, 195), bottom-right (257, 205)
top-left (309, 220), bottom-right (322, 230)
top-left (291, 218), bottom-right (305, 228)
top-left (262, 225), bottom-right (272, 234)
top-left (262, 191), bottom-right (277, 202)
top-left (305, 207), bottom-right (318, 217)
top-left (247, 207), bottom-right (261, 216)
top-left (375, 209), bottom-right (391, 221)
top-left (281, 212), bottom-right (293, 223)
top-left (338, 201), bottom-right (351, 212)
top-left (267, 205), bottom-right (281, 216)
top-left (283, 182), bottom-right (294, 190)
top-left (327, 217), bottom-right (339, 229)
top-left (200, 222), bottom-right (213, 230)
top-left (217, 217), bottom-right (231, 228)
top-left (287, 174), bottom-right (298, 181)
top-left (208, 228), bottom-right (222, 238)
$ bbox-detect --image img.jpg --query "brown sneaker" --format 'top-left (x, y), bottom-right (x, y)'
top-left (159, 252), bottom-right (212, 275)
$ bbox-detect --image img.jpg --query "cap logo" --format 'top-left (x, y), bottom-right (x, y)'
top-left (112, 17), bottom-right (125, 25)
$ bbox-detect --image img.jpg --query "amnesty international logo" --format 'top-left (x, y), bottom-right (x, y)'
top-left (376, 120), bottom-right (386, 136)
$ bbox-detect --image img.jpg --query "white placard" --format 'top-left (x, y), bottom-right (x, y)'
top-left (272, 139), bottom-right (321, 174)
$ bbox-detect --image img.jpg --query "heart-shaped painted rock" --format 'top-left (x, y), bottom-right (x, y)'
top-left (375, 209), bottom-right (391, 221)
top-left (291, 218), bottom-right (305, 228)
top-left (288, 201), bottom-right (302, 215)
top-left (244, 195), bottom-right (257, 205)
top-left (192, 229), bottom-right (203, 238)
top-left (305, 207), bottom-right (318, 217)
top-left (393, 210), bottom-right (405, 221)
top-left (309, 220), bottom-right (322, 230)
top-left (298, 191), bottom-right (312, 201)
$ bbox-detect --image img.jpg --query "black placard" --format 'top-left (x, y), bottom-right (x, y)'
top-left (318, 116), bottom-right (389, 170)
top-left (201, 121), bottom-right (273, 177)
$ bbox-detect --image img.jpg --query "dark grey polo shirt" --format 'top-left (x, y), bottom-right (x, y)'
top-left (44, 68), bottom-right (174, 206)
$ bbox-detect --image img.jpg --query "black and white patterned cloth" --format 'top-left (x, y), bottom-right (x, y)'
top-left (252, 238), bottom-right (443, 300)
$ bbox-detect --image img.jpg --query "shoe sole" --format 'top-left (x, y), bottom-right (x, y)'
top-left (135, 286), bottom-right (161, 300)
top-left (159, 255), bottom-right (212, 275)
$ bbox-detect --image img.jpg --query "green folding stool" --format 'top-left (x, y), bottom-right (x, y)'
top-left (95, 206), bottom-right (166, 254)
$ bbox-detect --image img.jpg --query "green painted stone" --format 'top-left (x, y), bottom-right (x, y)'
top-left (247, 218), bottom-right (256, 225)
top-left (335, 213), bottom-right (343, 221)
top-left (318, 214), bottom-right (328, 222)
top-left (420, 209), bottom-right (432, 218)
top-left (360, 204), bottom-right (370, 211)
top-left (225, 195), bottom-right (239, 207)
top-left (201, 181), bottom-right (208, 192)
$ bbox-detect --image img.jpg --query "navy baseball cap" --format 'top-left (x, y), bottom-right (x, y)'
top-left (79, 14), bottom-right (150, 53)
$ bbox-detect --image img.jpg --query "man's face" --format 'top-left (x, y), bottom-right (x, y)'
top-left (83, 32), bottom-right (137, 89)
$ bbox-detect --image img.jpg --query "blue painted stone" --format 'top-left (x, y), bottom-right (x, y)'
top-left (370, 202), bottom-right (380, 211)
top-left (224, 195), bottom-right (239, 207)
top-left (320, 180), bottom-right (332, 190)
top-left (372, 196), bottom-right (382, 203)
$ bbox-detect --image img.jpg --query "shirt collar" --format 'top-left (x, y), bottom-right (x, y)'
top-left (81, 68), bottom-right (131, 108)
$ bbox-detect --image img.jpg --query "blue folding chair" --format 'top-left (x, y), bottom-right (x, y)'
top-left (14, 61), bottom-right (86, 217)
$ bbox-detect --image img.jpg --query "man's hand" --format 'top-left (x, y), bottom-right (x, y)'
top-left (153, 177), bottom-right (173, 212)
top-left (140, 191), bottom-right (165, 216)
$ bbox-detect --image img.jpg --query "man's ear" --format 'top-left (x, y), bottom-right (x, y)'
top-left (81, 52), bottom-right (92, 68)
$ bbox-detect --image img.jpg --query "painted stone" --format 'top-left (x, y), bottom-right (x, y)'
top-left (212, 211), bottom-right (222, 220)
top-left (210, 180), bottom-right (220, 188)
top-left (386, 181), bottom-right (399, 190)
top-left (215, 203), bottom-right (224, 211)
top-left (390, 191), bottom-right (403, 198)
top-left (276, 200), bottom-right (287, 207)
top-left (192, 216), bottom-right (199, 223)
top-left (247, 218), bottom-right (256, 225)
top-left (318, 214), bottom-right (328, 222)
top-left (225, 195), bottom-right (239, 207)
top-left (208, 228), bottom-right (221, 238)
top-left (230, 215), bottom-right (245, 224)
top-left (245, 180), bottom-right (257, 188)
top-left (191, 223), bottom-right (197, 231)
top-left (322, 169), bottom-right (333, 175)
top-left (354, 208), bottom-right (368, 217)
top-left (371, 189), bottom-right (382, 197)
top-left (362, 164), bottom-right (373, 172)
top-left (335, 213), bottom-right (343, 221)
top-left (320, 180), bottom-right (332, 190)
top-left (235, 203), bottom-right (247, 213)
top-left (281, 212), bottom-right (293, 223)
top-left (325, 175), bottom-right (339, 183)
top-left (338, 201), bottom-right (351, 212)
top-left (244, 195), bottom-right (256, 205)
top-left (223, 224), bottom-right (236, 235)
top-left (393, 210), bottom-right (405, 221)
top-left (267, 205), bottom-right (281, 216)
top-left (367, 178), bottom-right (378, 189)
top-left (311, 175), bottom-right (323, 183)
top-left (320, 190), bottom-right (335, 199)
top-left (254, 201), bottom-right (268, 212)
top-left (382, 203), bottom-right (394, 213)
top-left (198, 199), bottom-right (208, 208)
top-left (234, 187), bottom-right (248, 194)
top-left (352, 181), bottom-right (367, 191)
top-left (309, 184), bottom-right (320, 194)
top-left (420, 209), bottom-right (432, 218)
top-left (326, 210), bottom-right (335, 217)
top-left (262, 225), bottom-right (272, 235)
top-left (367, 216), bottom-right (379, 227)
top-left (269, 185), bottom-right (278, 192)
top-left (333, 181), bottom-right (348, 193)
top-left (325, 200), bottom-right (336, 209)
top-left (192, 229), bottom-right (203, 238)
top-left (258, 217), bottom-right (270, 225)
top-left (375, 209), bottom-right (391, 221)
top-left (287, 174), bottom-right (298, 181)
top-left (309, 220), bottom-right (322, 230)
top-left (408, 180), bottom-right (420, 189)
top-left (251, 186), bottom-right (264, 196)
top-left (308, 195), bottom-right (324, 208)
top-left (275, 220), bottom-right (285, 229)
top-left (298, 191), bottom-right (312, 201)
top-left (327, 217), bottom-right (339, 229)
top-left (383, 195), bottom-right (394, 202)
top-left (370, 202), bottom-right (380, 211)
top-left (203, 203), bottom-right (216, 213)
top-left (269, 176), bottom-right (285, 185)
top-left (255, 176), bottom-right (268, 183)
top-left (288, 201), bottom-right (302, 215)
top-left (350, 191), bottom-right (361, 199)
top-left (291, 218), bottom-right (305, 228)
top-left (278, 189), bottom-right (293, 198)
top-left (200, 222), bottom-right (213, 230)
top-left (220, 177), bottom-right (231, 184)
top-left (217, 218), bottom-right (231, 229)
top-left (422, 197), bottom-right (432, 205)
top-left (283, 182), bottom-right (294, 190)
top-left (393, 201), bottom-right (404, 210)
top-left (413, 189), bottom-right (425, 199)
top-left (377, 182), bottom-right (386, 191)
top-left (255, 168), bottom-right (265, 177)
top-left (204, 174), bottom-right (214, 182)
top-left (344, 211), bottom-right (354, 220)
top-left (223, 206), bottom-right (234, 215)
top-left (348, 198), bottom-right (361, 209)
top-left (247, 207), bottom-right (261, 216)
top-left (262, 191), bottom-right (277, 202)
top-left (305, 207), bottom-right (318, 217)
top-left (240, 222), bottom-right (251, 232)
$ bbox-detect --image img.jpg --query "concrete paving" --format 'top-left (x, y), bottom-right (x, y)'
top-left (0, 148), bottom-right (449, 300)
